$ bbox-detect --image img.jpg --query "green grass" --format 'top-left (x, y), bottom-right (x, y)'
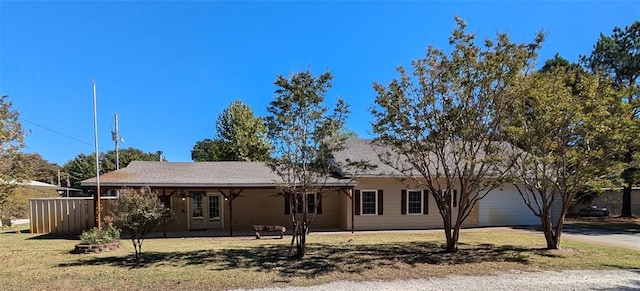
top-left (0, 229), bottom-right (638, 290)
top-left (0, 223), bottom-right (29, 234)
top-left (565, 217), bottom-right (640, 234)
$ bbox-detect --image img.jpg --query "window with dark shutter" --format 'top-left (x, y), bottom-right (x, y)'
top-left (316, 193), bottom-right (323, 214)
top-left (284, 194), bottom-right (290, 215)
top-left (453, 189), bottom-right (458, 207)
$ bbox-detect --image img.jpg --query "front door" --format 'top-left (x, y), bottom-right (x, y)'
top-left (189, 192), bottom-right (223, 230)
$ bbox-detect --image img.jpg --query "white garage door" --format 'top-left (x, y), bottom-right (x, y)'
top-left (479, 185), bottom-right (540, 227)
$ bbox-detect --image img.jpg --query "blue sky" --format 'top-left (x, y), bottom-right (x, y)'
top-left (1, 1), bottom-right (638, 166)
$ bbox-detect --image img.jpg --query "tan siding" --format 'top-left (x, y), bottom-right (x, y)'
top-left (352, 177), bottom-right (478, 230)
top-left (338, 190), bottom-right (352, 230)
top-left (225, 189), bottom-right (341, 231)
top-left (157, 194), bottom-right (190, 232)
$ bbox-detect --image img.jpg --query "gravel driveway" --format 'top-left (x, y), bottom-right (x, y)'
top-left (248, 269), bottom-right (640, 291)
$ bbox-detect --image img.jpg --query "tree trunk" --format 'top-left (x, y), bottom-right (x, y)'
top-left (445, 225), bottom-right (460, 253)
top-left (132, 238), bottom-right (142, 259)
top-left (554, 215), bottom-right (564, 248)
top-left (442, 213), bottom-right (458, 253)
top-left (294, 224), bottom-right (307, 258)
top-left (541, 215), bottom-right (559, 249)
top-left (621, 182), bottom-right (632, 217)
top-left (289, 220), bottom-right (308, 258)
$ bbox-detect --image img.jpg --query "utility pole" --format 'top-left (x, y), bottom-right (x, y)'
top-left (112, 113), bottom-right (120, 170)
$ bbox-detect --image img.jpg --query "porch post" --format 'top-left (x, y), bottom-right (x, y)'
top-left (229, 198), bottom-right (234, 237)
top-left (162, 189), bottom-right (167, 238)
top-left (350, 188), bottom-right (354, 234)
top-left (219, 188), bottom-right (243, 237)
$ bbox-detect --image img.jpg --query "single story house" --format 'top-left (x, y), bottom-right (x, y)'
top-left (81, 138), bottom-right (561, 233)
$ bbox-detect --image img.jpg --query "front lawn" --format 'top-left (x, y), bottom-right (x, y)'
top-left (0, 229), bottom-right (638, 290)
top-left (565, 216), bottom-right (640, 234)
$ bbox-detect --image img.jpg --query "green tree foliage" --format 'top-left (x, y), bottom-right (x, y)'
top-left (541, 53), bottom-right (583, 73)
top-left (191, 100), bottom-right (270, 162)
top-left (191, 139), bottom-right (227, 162)
top-left (110, 187), bottom-right (166, 260)
top-left (63, 153), bottom-right (96, 188)
top-left (3, 187), bottom-right (58, 218)
top-left (582, 21), bottom-right (640, 217)
top-left (0, 95), bottom-right (26, 213)
top-left (265, 70), bottom-right (351, 257)
top-left (371, 17), bottom-right (544, 253)
top-left (11, 153), bottom-right (61, 185)
top-left (63, 147), bottom-right (159, 188)
top-left (101, 147), bottom-right (161, 171)
top-left (506, 67), bottom-right (623, 249)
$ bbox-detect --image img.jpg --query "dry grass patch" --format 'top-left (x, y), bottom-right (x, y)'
top-left (0, 229), bottom-right (638, 290)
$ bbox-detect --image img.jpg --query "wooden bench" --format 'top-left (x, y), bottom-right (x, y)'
top-left (252, 225), bottom-right (286, 239)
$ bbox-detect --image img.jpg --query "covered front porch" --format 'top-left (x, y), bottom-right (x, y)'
top-left (89, 185), bottom-right (356, 237)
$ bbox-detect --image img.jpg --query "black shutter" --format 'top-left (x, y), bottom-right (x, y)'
top-left (423, 190), bottom-right (429, 214)
top-left (401, 189), bottom-right (407, 215)
top-left (377, 190), bottom-right (384, 215)
top-left (354, 190), bottom-right (361, 215)
top-left (284, 194), bottom-right (290, 215)
top-left (453, 189), bottom-right (458, 207)
top-left (316, 193), bottom-right (323, 214)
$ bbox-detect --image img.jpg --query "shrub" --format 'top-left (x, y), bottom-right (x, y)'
top-left (79, 220), bottom-right (121, 245)
top-left (111, 187), bottom-right (166, 259)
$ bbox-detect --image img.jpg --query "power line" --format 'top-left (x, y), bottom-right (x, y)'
top-left (20, 117), bottom-right (109, 151)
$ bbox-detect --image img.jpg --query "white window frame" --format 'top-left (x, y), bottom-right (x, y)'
top-left (296, 193), bottom-right (317, 214)
top-left (360, 189), bottom-right (378, 216)
top-left (191, 192), bottom-right (204, 220)
top-left (208, 194), bottom-right (221, 221)
top-left (407, 189), bottom-right (423, 215)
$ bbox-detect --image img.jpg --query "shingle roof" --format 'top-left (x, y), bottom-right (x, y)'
top-left (333, 138), bottom-right (404, 177)
top-left (81, 161), bottom-right (354, 187)
top-left (334, 138), bottom-right (514, 177)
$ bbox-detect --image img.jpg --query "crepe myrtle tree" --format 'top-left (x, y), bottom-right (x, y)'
top-left (111, 187), bottom-right (167, 260)
top-left (265, 70), bottom-right (354, 258)
top-left (581, 21), bottom-right (640, 217)
top-left (505, 67), bottom-right (624, 249)
top-left (371, 17), bottom-right (544, 253)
